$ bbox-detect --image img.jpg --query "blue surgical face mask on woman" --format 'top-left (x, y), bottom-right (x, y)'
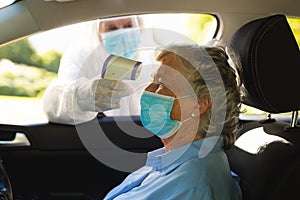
top-left (101, 28), bottom-right (141, 59)
top-left (140, 91), bottom-right (195, 139)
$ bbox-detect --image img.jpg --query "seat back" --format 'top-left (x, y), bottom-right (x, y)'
top-left (227, 14), bottom-right (300, 200)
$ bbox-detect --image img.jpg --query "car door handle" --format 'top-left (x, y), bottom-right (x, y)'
top-left (0, 132), bottom-right (31, 147)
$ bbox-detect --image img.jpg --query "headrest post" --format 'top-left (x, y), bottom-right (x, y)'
top-left (290, 111), bottom-right (299, 128)
top-left (260, 113), bottom-right (276, 124)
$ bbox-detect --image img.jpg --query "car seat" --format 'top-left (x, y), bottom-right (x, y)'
top-left (226, 14), bottom-right (300, 200)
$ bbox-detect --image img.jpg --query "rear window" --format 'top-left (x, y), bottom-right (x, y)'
top-left (287, 16), bottom-right (300, 47)
top-left (0, 13), bottom-right (217, 125)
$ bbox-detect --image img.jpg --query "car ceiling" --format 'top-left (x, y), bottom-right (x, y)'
top-left (1, 0), bottom-right (300, 46)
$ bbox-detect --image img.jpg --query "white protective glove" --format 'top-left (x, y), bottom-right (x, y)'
top-left (76, 78), bottom-right (133, 112)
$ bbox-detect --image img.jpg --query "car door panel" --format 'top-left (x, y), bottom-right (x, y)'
top-left (0, 117), bottom-right (163, 199)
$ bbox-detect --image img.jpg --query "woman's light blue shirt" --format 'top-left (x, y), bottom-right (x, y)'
top-left (104, 136), bottom-right (242, 200)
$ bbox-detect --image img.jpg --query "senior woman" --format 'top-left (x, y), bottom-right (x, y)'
top-left (104, 42), bottom-right (242, 200)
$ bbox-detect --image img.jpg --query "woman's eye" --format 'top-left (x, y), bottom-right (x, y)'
top-left (157, 77), bottom-right (166, 86)
top-left (158, 82), bottom-right (165, 87)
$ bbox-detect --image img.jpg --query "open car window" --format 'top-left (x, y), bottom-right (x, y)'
top-left (288, 16), bottom-right (300, 47)
top-left (0, 13), bottom-right (217, 125)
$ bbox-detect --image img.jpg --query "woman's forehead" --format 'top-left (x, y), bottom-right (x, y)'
top-left (151, 63), bottom-right (174, 81)
top-left (153, 53), bottom-right (183, 78)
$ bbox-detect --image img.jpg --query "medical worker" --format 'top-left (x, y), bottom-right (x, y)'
top-left (43, 15), bottom-right (153, 124)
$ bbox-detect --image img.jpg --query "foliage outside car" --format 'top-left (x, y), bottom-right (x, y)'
top-left (0, 59), bottom-right (57, 97)
top-left (0, 39), bottom-right (60, 97)
top-left (0, 39), bottom-right (61, 73)
top-left (288, 18), bottom-right (300, 46)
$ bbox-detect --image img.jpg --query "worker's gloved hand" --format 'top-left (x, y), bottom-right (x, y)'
top-left (76, 78), bottom-right (133, 112)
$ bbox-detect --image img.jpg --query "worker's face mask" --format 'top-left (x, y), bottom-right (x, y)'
top-left (101, 28), bottom-right (141, 59)
top-left (140, 91), bottom-right (194, 139)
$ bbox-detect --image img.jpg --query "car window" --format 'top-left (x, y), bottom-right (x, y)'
top-left (287, 16), bottom-right (300, 47)
top-left (0, 13), bottom-right (217, 124)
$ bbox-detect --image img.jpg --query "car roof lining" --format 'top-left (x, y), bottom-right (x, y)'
top-left (0, 1), bottom-right (39, 46)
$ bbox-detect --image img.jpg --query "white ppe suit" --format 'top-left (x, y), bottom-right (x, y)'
top-left (43, 20), bottom-right (156, 125)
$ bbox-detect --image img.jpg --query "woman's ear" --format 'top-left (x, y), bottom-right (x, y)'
top-left (198, 96), bottom-right (212, 114)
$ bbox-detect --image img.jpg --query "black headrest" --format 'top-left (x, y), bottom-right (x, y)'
top-left (229, 14), bottom-right (300, 113)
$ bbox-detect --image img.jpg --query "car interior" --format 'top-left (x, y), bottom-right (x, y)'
top-left (0, 0), bottom-right (300, 200)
